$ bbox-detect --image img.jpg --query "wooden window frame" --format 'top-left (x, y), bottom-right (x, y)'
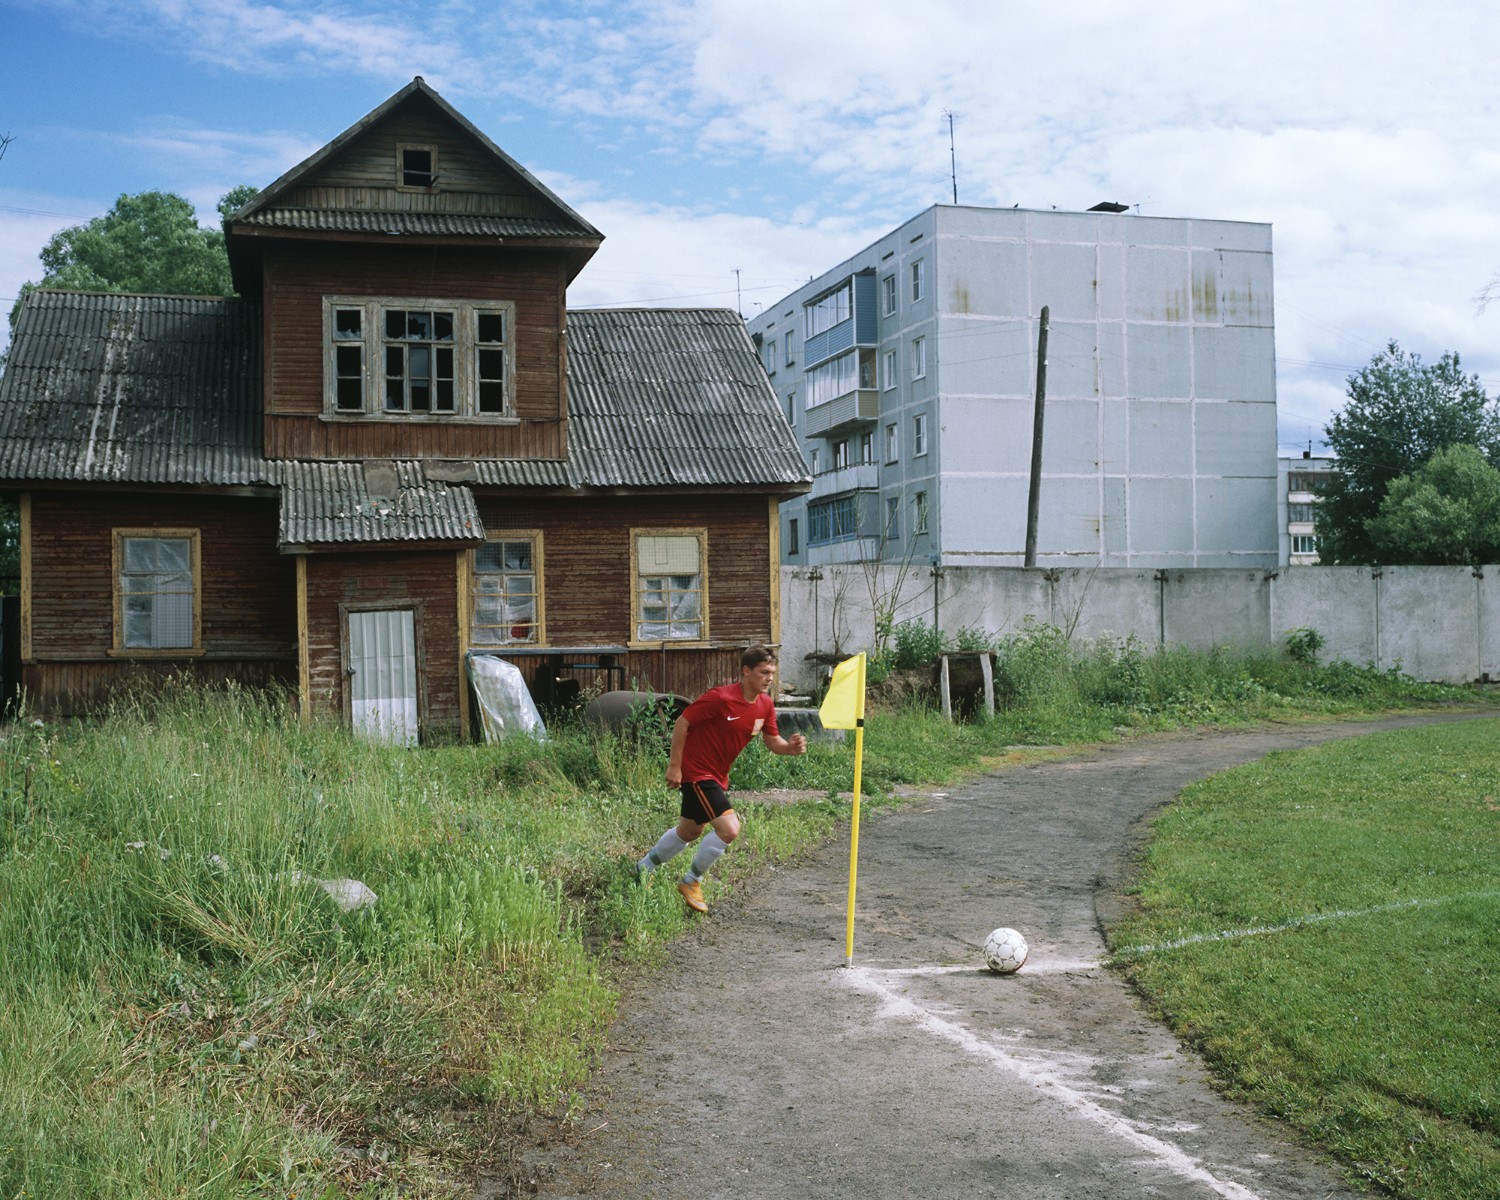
top-left (397, 143), bottom-right (439, 190)
top-left (470, 530), bottom-right (546, 647)
top-left (322, 296), bottom-right (518, 423)
top-left (110, 527), bottom-right (203, 658)
top-left (629, 527), bottom-right (709, 648)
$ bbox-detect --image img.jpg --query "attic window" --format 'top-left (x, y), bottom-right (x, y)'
top-left (399, 144), bottom-right (437, 189)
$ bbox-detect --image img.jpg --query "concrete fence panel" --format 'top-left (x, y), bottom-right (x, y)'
top-left (780, 563), bottom-right (1498, 691)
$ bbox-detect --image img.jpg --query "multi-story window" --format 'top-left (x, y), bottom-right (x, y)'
top-left (805, 282), bottom-right (852, 337)
top-left (911, 336), bottom-right (927, 380)
top-left (882, 348), bottom-right (897, 390)
top-left (881, 273), bottom-right (897, 316)
top-left (913, 412), bottom-right (928, 456)
top-left (113, 529), bottom-right (200, 653)
top-left (884, 422), bottom-right (899, 463)
top-left (914, 490), bottom-right (930, 535)
top-left (805, 351), bottom-right (859, 408)
top-left (911, 258), bottom-right (925, 302)
top-left (632, 529), bottom-right (706, 642)
top-left (326, 297), bottom-right (513, 418)
top-left (809, 495), bottom-right (858, 544)
top-left (471, 533), bottom-right (543, 646)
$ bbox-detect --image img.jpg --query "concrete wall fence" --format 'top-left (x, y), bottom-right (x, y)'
top-left (779, 564), bottom-right (1500, 690)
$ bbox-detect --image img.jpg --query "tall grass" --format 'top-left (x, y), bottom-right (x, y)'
top-left (0, 639), bottom-right (1484, 1196)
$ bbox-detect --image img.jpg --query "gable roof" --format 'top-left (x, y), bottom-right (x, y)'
top-left (229, 77), bottom-right (601, 243)
top-left (0, 291), bottom-right (810, 545)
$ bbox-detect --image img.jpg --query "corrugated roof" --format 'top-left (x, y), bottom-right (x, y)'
top-left (0, 294), bottom-right (810, 516)
top-left (278, 460), bottom-right (484, 547)
top-left (237, 209), bottom-right (589, 240)
top-left (564, 308), bottom-right (811, 488)
top-left (0, 291), bottom-right (267, 486)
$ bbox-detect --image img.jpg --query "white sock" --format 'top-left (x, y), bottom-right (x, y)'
top-left (683, 830), bottom-right (729, 883)
top-left (640, 828), bottom-right (689, 874)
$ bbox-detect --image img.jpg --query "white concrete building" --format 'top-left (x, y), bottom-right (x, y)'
top-left (749, 204), bottom-right (1279, 569)
top-left (1278, 453), bottom-right (1335, 564)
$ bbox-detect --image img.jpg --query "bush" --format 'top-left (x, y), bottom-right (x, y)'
top-left (1285, 627), bottom-right (1325, 664)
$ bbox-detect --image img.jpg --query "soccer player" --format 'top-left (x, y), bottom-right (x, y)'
top-left (637, 645), bottom-right (807, 913)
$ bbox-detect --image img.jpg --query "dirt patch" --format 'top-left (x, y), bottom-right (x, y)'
top-left (478, 710), bottom-right (1495, 1199)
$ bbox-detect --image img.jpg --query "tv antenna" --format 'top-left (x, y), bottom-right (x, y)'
top-left (943, 110), bottom-right (958, 204)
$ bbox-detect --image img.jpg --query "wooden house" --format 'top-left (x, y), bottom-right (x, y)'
top-left (0, 78), bottom-right (809, 741)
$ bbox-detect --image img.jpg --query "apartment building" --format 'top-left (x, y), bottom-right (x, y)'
top-left (1279, 453), bottom-right (1335, 564)
top-left (749, 204), bottom-right (1280, 569)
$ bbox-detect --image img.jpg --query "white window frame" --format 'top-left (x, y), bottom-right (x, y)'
top-left (884, 422), bottom-right (899, 464)
top-left (860, 431), bottom-right (874, 464)
top-left (882, 348), bottom-right (897, 390)
top-left (914, 490), bottom-right (930, 535)
top-left (911, 258), bottom-right (925, 302)
top-left (631, 527), bottom-right (708, 645)
top-left (885, 496), bottom-right (900, 540)
top-left (881, 273), bottom-right (897, 316)
top-left (471, 531), bottom-right (544, 647)
top-left (111, 528), bottom-right (202, 656)
top-left (913, 412), bottom-right (928, 457)
top-left (324, 296), bottom-right (516, 421)
top-left (1292, 534), bottom-right (1318, 555)
top-left (911, 336), bottom-right (927, 380)
top-left (784, 331), bottom-right (795, 367)
top-left (833, 439), bottom-right (849, 469)
top-left (804, 282), bottom-right (853, 338)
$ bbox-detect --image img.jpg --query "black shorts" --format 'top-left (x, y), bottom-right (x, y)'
top-left (680, 779), bottom-right (733, 824)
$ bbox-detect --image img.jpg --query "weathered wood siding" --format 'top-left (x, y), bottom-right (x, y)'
top-left (302, 549), bottom-right (463, 740)
top-left (261, 242), bottom-right (567, 461)
top-left (282, 102), bottom-right (556, 216)
top-left (22, 492), bottom-right (296, 713)
top-left (474, 493), bottom-right (777, 700)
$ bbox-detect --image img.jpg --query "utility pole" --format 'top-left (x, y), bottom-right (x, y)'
top-left (1023, 306), bottom-right (1049, 568)
top-left (734, 268), bottom-right (742, 317)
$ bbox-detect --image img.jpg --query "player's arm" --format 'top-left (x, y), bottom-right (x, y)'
top-left (665, 716), bottom-right (690, 785)
top-left (763, 730), bottom-right (807, 756)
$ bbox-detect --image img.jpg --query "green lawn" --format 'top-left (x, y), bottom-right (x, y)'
top-left (1111, 720), bottom-right (1500, 1199)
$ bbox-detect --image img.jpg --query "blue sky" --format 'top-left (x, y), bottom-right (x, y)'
top-left (3, 0), bottom-right (1499, 454)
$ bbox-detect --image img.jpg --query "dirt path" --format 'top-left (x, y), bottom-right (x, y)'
top-left (484, 711), bottom-right (1493, 1199)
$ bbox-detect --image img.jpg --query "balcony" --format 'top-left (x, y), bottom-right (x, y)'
top-left (808, 461), bottom-right (880, 501)
top-left (806, 388), bottom-right (880, 437)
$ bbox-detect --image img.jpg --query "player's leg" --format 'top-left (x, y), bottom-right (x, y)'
top-left (638, 813), bottom-right (704, 877)
top-left (677, 784), bottom-right (736, 912)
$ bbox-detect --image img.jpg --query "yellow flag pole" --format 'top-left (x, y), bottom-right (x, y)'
top-left (843, 715), bottom-right (865, 967)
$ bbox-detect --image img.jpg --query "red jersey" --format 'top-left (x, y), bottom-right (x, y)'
top-left (678, 682), bottom-right (780, 788)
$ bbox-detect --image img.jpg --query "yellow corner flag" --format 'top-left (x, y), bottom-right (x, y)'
top-left (820, 654), bottom-right (868, 966)
top-left (819, 652), bottom-right (867, 729)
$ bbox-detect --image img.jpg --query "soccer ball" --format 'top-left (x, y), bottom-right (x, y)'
top-left (983, 927), bottom-right (1028, 974)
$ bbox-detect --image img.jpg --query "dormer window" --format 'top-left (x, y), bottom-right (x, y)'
top-left (324, 296), bottom-right (515, 421)
top-left (399, 144), bottom-right (437, 189)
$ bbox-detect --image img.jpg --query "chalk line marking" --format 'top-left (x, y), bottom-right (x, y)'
top-left (841, 964), bottom-right (1265, 1200)
top-left (875, 959), bottom-right (1102, 977)
top-left (1113, 888), bottom-right (1500, 958)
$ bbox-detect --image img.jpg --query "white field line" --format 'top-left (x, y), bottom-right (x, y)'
top-left (1113, 888), bottom-right (1500, 958)
top-left (875, 959), bottom-right (1102, 976)
top-left (841, 965), bottom-right (1265, 1200)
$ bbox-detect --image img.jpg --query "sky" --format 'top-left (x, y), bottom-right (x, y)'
top-left (2, 0), bottom-right (1499, 455)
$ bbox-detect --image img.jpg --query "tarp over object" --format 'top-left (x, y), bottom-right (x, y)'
top-left (466, 654), bottom-right (547, 743)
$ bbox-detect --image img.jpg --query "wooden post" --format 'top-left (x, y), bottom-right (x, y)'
top-left (980, 651), bottom-right (995, 718)
top-left (939, 653), bottom-right (953, 721)
top-left (1024, 306), bottom-right (1049, 568)
top-left (295, 556), bottom-right (310, 722)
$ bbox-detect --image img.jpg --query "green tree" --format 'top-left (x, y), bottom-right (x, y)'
top-left (7, 187), bottom-right (254, 335)
top-left (1365, 443), bottom-right (1500, 565)
top-left (1319, 342), bottom-right (1500, 563)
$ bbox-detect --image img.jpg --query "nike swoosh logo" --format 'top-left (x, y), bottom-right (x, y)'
top-left (727, 716), bottom-right (741, 721)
